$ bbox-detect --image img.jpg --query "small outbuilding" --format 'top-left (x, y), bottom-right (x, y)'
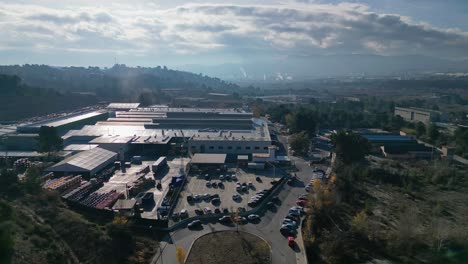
top-left (112, 199), bottom-right (137, 217)
top-left (190, 153), bottom-right (227, 170)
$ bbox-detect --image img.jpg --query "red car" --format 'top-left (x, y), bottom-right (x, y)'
top-left (296, 200), bottom-right (306, 206)
top-left (288, 236), bottom-right (295, 247)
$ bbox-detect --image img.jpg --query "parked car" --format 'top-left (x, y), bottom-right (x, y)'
top-left (204, 207), bottom-right (212, 214)
top-left (214, 208), bottom-right (221, 214)
top-left (206, 181), bottom-right (211, 187)
top-left (288, 236), bottom-right (295, 247)
top-left (291, 206), bottom-right (304, 212)
top-left (193, 194), bottom-right (201, 201)
top-left (238, 207), bottom-right (246, 213)
top-left (248, 182), bottom-right (253, 187)
top-left (188, 220), bottom-right (201, 229)
top-left (172, 212), bottom-right (179, 220)
top-left (280, 226), bottom-right (297, 236)
top-left (186, 195), bottom-right (193, 202)
top-left (241, 186), bottom-right (248, 192)
top-left (180, 209), bottom-right (188, 218)
top-left (285, 215), bottom-right (299, 222)
top-left (283, 219), bottom-right (298, 228)
top-left (222, 208), bottom-right (229, 214)
top-left (211, 198), bottom-right (221, 204)
top-left (203, 193), bottom-right (211, 200)
top-left (288, 210), bottom-right (301, 217)
top-left (211, 194), bottom-right (220, 199)
top-left (234, 216), bottom-right (247, 224)
top-left (232, 194), bottom-right (241, 200)
top-left (204, 174), bottom-right (210, 180)
top-left (212, 182), bottom-right (218, 188)
top-left (194, 208), bottom-right (203, 215)
top-left (219, 215), bottom-right (231, 223)
top-left (266, 202), bottom-right (275, 209)
top-left (248, 214), bottom-right (260, 221)
top-left (219, 175), bottom-right (224, 181)
top-left (255, 176), bottom-right (262, 182)
top-left (231, 175), bottom-right (237, 181)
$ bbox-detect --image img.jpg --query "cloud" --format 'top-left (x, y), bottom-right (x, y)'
top-left (0, 1), bottom-right (467, 63)
top-left (28, 11), bottom-right (113, 25)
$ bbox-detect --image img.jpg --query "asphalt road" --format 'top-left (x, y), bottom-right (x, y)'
top-left (153, 134), bottom-right (328, 264)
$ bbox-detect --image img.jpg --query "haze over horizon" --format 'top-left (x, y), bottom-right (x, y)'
top-left (1, 0), bottom-right (468, 79)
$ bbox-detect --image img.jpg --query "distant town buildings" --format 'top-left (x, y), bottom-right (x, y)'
top-left (361, 133), bottom-right (434, 159)
top-left (394, 107), bottom-right (447, 124)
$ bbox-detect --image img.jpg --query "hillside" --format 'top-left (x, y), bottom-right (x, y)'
top-left (0, 64), bottom-right (239, 98)
top-left (0, 74), bottom-right (98, 122)
top-left (303, 159), bottom-right (468, 264)
top-left (0, 168), bottom-right (158, 264)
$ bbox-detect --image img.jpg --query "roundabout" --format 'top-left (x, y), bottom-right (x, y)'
top-left (185, 231), bottom-right (271, 264)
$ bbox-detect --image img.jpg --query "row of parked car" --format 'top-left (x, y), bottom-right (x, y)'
top-left (188, 213), bottom-right (261, 229)
top-left (187, 193), bottom-right (221, 205)
top-left (247, 189), bottom-right (270, 207)
top-left (236, 181), bottom-right (254, 192)
top-left (279, 205), bottom-right (304, 237)
top-left (204, 173), bottom-right (237, 181)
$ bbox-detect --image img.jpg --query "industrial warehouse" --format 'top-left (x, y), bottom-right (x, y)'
top-left (62, 106), bottom-right (272, 159)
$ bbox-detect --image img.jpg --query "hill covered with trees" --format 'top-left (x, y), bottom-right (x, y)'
top-left (0, 64), bottom-right (239, 99)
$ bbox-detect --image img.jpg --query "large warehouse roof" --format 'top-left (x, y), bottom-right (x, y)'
top-left (46, 147), bottom-right (117, 173)
top-left (107, 103), bottom-right (140, 109)
top-left (191, 153), bottom-right (226, 164)
top-left (18, 110), bottom-right (107, 130)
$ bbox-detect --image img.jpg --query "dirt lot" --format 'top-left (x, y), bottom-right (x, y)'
top-left (186, 231), bottom-right (271, 264)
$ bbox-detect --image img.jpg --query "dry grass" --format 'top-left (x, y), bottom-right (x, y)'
top-left (186, 231), bottom-right (271, 264)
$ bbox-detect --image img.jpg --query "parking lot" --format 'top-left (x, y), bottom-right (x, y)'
top-left (174, 166), bottom-right (282, 217)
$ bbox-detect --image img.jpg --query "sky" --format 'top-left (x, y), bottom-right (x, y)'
top-left (0, 0), bottom-right (467, 67)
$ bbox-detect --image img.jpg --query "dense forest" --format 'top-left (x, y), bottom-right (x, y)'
top-left (0, 74), bottom-right (98, 122)
top-left (0, 64), bottom-right (239, 99)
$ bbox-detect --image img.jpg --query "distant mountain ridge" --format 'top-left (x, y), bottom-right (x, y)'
top-left (176, 54), bottom-right (468, 81)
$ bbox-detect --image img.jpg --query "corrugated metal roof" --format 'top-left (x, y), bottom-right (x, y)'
top-left (191, 153), bottom-right (226, 164)
top-left (47, 147), bottom-right (117, 172)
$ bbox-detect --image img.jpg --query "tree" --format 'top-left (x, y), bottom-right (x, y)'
top-left (427, 123), bottom-right (440, 143)
top-left (38, 126), bottom-right (63, 154)
top-left (331, 131), bottom-right (371, 164)
top-left (286, 108), bottom-right (317, 135)
top-left (0, 169), bottom-right (20, 197)
top-left (389, 115), bottom-right (405, 131)
top-left (415, 122), bottom-right (426, 137)
top-left (106, 223), bottom-right (135, 262)
top-left (176, 246), bottom-right (186, 264)
top-left (138, 92), bottom-right (153, 107)
top-left (289, 132), bottom-right (310, 156)
top-left (351, 210), bottom-right (369, 234)
top-left (454, 128), bottom-right (468, 158)
top-left (23, 166), bottom-right (42, 194)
